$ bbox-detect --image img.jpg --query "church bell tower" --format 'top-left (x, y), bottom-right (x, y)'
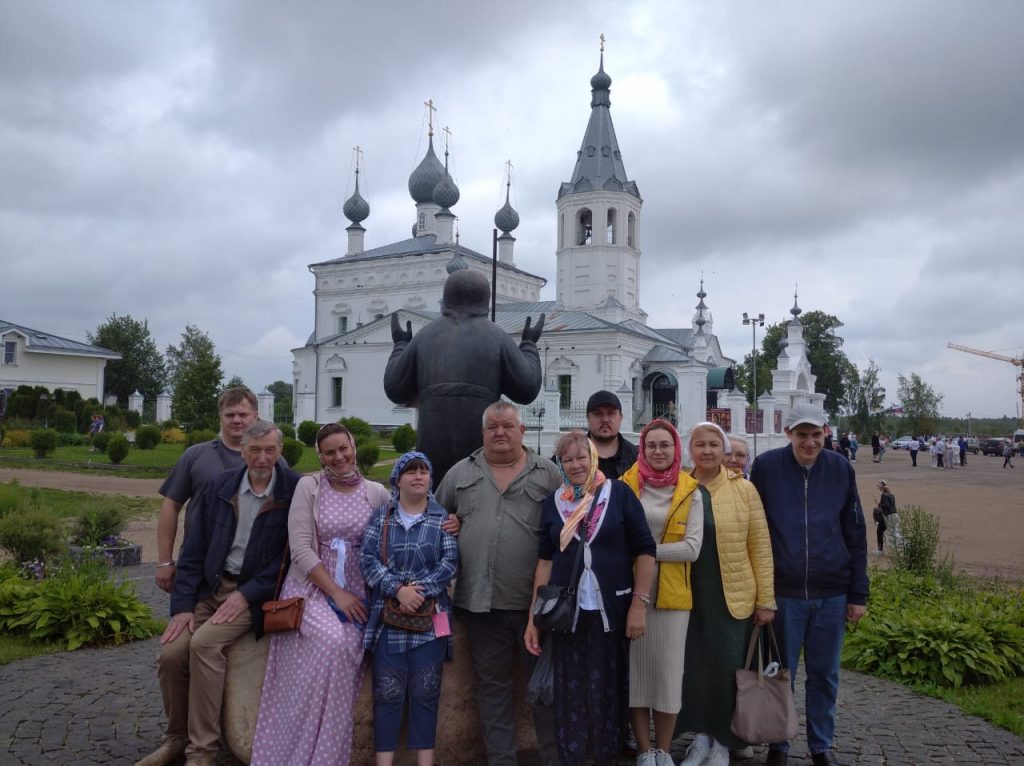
top-left (555, 39), bottom-right (644, 323)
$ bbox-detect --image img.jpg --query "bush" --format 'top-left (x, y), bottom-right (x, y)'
top-left (392, 424), bottom-right (417, 453)
top-left (106, 435), bottom-right (130, 465)
top-left (0, 509), bottom-right (65, 562)
top-left (340, 416), bottom-right (374, 445)
top-left (891, 505), bottom-right (948, 577)
top-left (134, 425), bottom-right (162, 450)
top-left (72, 506), bottom-right (126, 546)
top-left (297, 420), bottom-right (319, 447)
top-left (281, 438), bottom-right (304, 467)
top-left (0, 560), bottom-right (162, 650)
top-left (185, 429), bottom-right (217, 448)
top-left (161, 427), bottom-right (186, 445)
top-left (1, 429), bottom-right (32, 448)
top-left (356, 439), bottom-right (380, 475)
top-left (52, 407), bottom-right (78, 434)
top-left (843, 570), bottom-right (1024, 688)
top-left (29, 429), bottom-right (58, 459)
top-left (57, 432), bottom-right (88, 447)
top-left (92, 430), bottom-right (111, 453)
top-left (278, 423), bottom-right (296, 440)
top-left (124, 410), bottom-right (142, 429)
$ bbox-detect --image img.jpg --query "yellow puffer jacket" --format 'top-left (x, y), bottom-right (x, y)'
top-left (620, 464), bottom-right (700, 610)
top-left (699, 466), bottom-right (776, 619)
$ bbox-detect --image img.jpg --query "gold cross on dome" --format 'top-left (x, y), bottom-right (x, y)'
top-left (424, 99), bottom-right (437, 137)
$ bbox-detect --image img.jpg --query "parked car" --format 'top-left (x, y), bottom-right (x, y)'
top-left (964, 437), bottom-right (980, 454)
top-left (981, 438), bottom-right (1010, 456)
top-left (891, 435), bottom-right (914, 450)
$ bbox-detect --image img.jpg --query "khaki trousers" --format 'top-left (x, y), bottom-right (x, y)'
top-left (156, 579), bottom-right (252, 755)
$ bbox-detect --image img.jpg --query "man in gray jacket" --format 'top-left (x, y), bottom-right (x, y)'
top-left (435, 401), bottom-right (560, 765)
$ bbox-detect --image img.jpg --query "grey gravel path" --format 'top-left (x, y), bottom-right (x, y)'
top-left (1, 564), bottom-right (1022, 765)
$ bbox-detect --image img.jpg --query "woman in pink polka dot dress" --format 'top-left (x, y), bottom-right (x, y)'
top-left (251, 423), bottom-right (390, 766)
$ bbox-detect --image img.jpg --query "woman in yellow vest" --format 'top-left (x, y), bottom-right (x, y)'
top-left (677, 421), bottom-right (776, 766)
top-left (621, 419), bottom-right (704, 766)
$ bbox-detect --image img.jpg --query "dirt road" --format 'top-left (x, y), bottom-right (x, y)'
top-left (3, 450), bottom-right (1022, 579)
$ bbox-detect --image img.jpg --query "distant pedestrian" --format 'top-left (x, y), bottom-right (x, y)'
top-left (908, 437), bottom-right (920, 467)
top-left (848, 434), bottom-right (859, 462)
top-left (958, 437), bottom-right (967, 467)
top-left (934, 438), bottom-right (945, 469)
top-left (871, 432), bottom-right (881, 463)
top-left (873, 481), bottom-right (901, 554)
top-left (1003, 442), bottom-right (1015, 469)
top-left (945, 438), bottom-right (957, 471)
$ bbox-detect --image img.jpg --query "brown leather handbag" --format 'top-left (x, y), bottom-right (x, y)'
top-left (379, 509), bottom-right (435, 633)
top-left (262, 545), bottom-right (305, 633)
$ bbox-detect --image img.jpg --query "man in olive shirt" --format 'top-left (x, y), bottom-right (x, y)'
top-left (435, 401), bottom-right (560, 766)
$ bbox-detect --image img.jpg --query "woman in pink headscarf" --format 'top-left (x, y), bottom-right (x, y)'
top-left (620, 419), bottom-right (704, 766)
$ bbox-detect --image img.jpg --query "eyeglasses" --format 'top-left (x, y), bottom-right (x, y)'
top-left (644, 441), bottom-right (674, 453)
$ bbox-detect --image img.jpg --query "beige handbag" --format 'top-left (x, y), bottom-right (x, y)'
top-left (730, 624), bottom-right (799, 744)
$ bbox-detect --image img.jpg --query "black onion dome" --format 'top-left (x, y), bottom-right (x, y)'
top-left (408, 136), bottom-right (446, 203)
top-left (342, 174), bottom-right (369, 223)
top-left (432, 170), bottom-right (460, 209)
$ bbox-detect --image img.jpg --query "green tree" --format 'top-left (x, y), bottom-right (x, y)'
top-left (87, 314), bottom-right (166, 406)
top-left (266, 380), bottom-right (294, 424)
top-left (844, 360), bottom-right (886, 437)
top-left (897, 373), bottom-right (943, 436)
top-left (736, 310), bottom-right (855, 417)
top-left (167, 325), bottom-right (223, 431)
top-left (224, 375), bottom-right (246, 390)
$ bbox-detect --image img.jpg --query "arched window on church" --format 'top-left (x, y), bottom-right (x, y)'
top-left (606, 208), bottom-right (617, 245)
top-left (577, 208), bottom-right (593, 245)
top-left (418, 212), bottom-right (425, 231)
top-left (627, 212), bottom-right (636, 249)
top-left (559, 213), bottom-right (565, 248)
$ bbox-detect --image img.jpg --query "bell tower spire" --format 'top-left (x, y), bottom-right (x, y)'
top-left (554, 36), bottom-right (645, 323)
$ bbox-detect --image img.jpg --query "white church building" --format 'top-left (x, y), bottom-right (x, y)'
top-left (291, 52), bottom-right (822, 454)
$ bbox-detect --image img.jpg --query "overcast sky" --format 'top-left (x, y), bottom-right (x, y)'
top-left (3, 1), bottom-right (1023, 419)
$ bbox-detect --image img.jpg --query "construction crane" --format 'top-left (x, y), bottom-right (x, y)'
top-left (947, 342), bottom-right (1024, 425)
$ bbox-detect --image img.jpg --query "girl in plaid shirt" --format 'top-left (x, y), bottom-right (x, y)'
top-left (360, 451), bottom-right (459, 765)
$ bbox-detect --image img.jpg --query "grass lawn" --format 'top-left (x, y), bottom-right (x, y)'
top-left (923, 677), bottom-right (1024, 739)
top-left (0, 482), bottom-right (161, 520)
top-left (2, 441), bottom-right (402, 479)
top-left (0, 634), bottom-right (64, 665)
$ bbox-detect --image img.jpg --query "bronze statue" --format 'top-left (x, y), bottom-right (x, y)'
top-left (384, 269), bottom-right (544, 486)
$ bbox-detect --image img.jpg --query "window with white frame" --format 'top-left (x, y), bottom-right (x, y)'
top-left (2, 340), bottom-right (15, 365)
top-left (331, 377), bottom-right (343, 408)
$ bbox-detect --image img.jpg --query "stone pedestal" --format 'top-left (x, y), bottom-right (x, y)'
top-left (222, 620), bottom-right (541, 765)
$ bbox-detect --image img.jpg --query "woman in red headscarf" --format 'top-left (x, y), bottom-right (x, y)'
top-left (620, 419), bottom-right (704, 766)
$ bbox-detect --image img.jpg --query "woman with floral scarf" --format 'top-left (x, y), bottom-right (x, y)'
top-left (524, 430), bottom-right (656, 766)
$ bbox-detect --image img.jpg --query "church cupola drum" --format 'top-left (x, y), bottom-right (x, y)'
top-left (555, 42), bottom-right (644, 322)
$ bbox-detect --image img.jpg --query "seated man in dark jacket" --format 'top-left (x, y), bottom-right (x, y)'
top-left (749, 404), bottom-right (868, 766)
top-left (137, 420), bottom-right (300, 766)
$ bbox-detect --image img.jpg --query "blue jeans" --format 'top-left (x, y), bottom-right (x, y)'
top-left (771, 595), bottom-right (847, 754)
top-left (372, 629), bottom-right (446, 751)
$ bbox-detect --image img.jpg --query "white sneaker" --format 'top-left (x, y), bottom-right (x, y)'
top-left (703, 747), bottom-right (730, 766)
top-left (679, 740), bottom-right (711, 766)
top-left (637, 749), bottom-right (657, 766)
top-left (654, 749), bottom-right (675, 766)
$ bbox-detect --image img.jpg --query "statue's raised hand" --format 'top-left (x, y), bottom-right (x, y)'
top-left (521, 313), bottom-right (545, 344)
top-left (391, 313), bottom-right (413, 344)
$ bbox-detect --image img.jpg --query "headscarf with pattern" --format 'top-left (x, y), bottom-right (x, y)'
top-left (388, 450), bottom-right (434, 504)
top-left (556, 436), bottom-right (607, 551)
top-left (635, 418), bottom-right (682, 495)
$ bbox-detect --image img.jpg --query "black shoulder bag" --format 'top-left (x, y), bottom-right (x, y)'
top-left (531, 496), bottom-right (599, 633)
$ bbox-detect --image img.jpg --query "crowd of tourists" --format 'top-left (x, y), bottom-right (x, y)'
top-left (136, 386), bottom-right (867, 766)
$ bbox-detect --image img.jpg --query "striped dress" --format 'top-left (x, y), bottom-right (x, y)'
top-left (628, 484), bottom-right (704, 712)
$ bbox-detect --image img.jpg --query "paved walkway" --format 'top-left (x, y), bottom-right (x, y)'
top-left (1, 565), bottom-right (1022, 765)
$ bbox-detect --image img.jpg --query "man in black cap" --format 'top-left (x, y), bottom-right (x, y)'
top-left (585, 390), bottom-right (638, 479)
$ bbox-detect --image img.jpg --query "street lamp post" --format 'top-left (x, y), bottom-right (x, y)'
top-left (742, 312), bottom-right (765, 456)
top-left (532, 403), bottom-right (546, 452)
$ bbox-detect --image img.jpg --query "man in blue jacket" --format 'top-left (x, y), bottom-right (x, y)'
top-left (750, 403), bottom-right (868, 766)
top-left (137, 420), bottom-right (300, 766)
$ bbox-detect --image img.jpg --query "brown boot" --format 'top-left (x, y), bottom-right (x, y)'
top-left (134, 737), bottom-right (187, 766)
